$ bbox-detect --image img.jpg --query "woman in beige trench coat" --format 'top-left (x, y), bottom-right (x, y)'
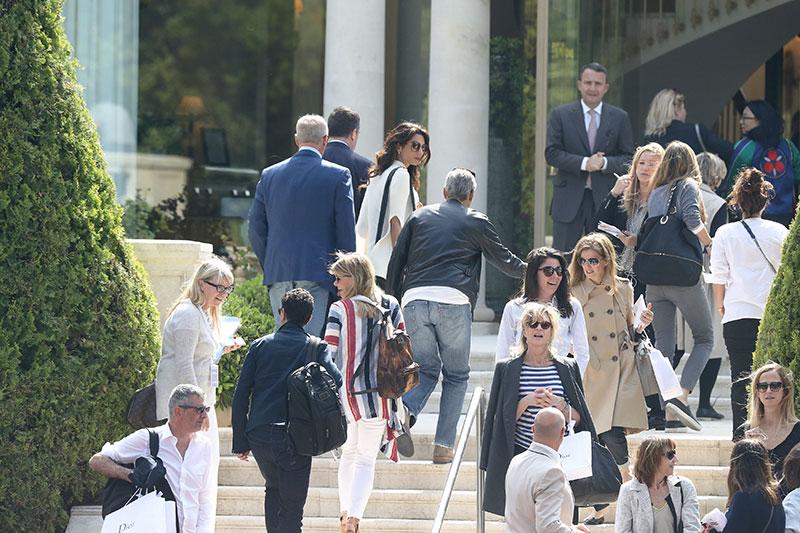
top-left (569, 232), bottom-right (653, 525)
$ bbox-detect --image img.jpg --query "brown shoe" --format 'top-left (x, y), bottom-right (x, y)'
top-left (345, 516), bottom-right (360, 532)
top-left (339, 512), bottom-right (347, 533)
top-left (433, 444), bottom-right (454, 464)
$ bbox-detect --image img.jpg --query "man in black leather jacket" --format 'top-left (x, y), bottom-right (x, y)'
top-left (386, 168), bottom-right (524, 463)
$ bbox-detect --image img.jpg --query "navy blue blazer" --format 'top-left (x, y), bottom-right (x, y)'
top-left (323, 140), bottom-right (372, 219)
top-left (230, 322), bottom-right (343, 454)
top-left (248, 148), bottom-right (356, 293)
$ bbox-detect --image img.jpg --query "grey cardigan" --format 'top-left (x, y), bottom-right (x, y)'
top-left (614, 476), bottom-right (701, 532)
top-left (647, 178), bottom-right (706, 235)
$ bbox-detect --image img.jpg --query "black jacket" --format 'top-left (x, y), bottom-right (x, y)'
top-left (644, 120), bottom-right (733, 163)
top-left (386, 198), bottom-right (524, 309)
top-left (230, 322), bottom-right (343, 454)
top-left (323, 140), bottom-right (372, 219)
top-left (479, 355), bottom-right (596, 516)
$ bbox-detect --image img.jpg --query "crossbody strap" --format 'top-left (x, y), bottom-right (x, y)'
top-left (304, 336), bottom-right (321, 365)
top-left (694, 123), bottom-right (708, 153)
top-left (740, 220), bottom-right (777, 274)
top-left (664, 480), bottom-right (683, 533)
top-left (148, 430), bottom-right (159, 457)
top-left (762, 504), bottom-right (774, 533)
top-left (375, 168), bottom-right (401, 244)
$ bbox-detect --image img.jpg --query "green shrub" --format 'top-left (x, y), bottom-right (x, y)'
top-left (218, 274), bottom-right (275, 408)
top-left (753, 215), bottom-right (800, 413)
top-left (0, 1), bottom-right (161, 529)
top-left (122, 191), bottom-right (156, 239)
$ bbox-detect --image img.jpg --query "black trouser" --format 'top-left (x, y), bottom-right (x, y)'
top-left (593, 427), bottom-right (628, 512)
top-left (553, 189), bottom-right (595, 254)
top-left (724, 318), bottom-right (760, 440)
top-left (248, 425), bottom-right (312, 533)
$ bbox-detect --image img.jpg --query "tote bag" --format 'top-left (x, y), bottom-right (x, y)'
top-left (101, 491), bottom-right (169, 533)
top-left (558, 420), bottom-right (592, 481)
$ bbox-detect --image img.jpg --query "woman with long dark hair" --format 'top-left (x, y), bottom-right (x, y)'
top-left (356, 122), bottom-right (430, 287)
top-left (495, 247), bottom-right (589, 375)
top-left (721, 100), bottom-right (800, 226)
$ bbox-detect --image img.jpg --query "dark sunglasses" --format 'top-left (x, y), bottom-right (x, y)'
top-left (538, 266), bottom-right (564, 277)
top-left (578, 257), bottom-right (601, 266)
top-left (204, 280), bottom-right (234, 294)
top-left (333, 274), bottom-right (352, 282)
top-left (665, 449), bottom-right (677, 460)
top-left (526, 321), bottom-right (552, 330)
top-left (756, 381), bottom-right (785, 392)
top-left (409, 140), bottom-right (428, 152)
top-left (179, 404), bottom-right (211, 414)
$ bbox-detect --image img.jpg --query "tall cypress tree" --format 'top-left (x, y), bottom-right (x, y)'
top-left (753, 216), bottom-right (800, 411)
top-left (0, 1), bottom-right (161, 529)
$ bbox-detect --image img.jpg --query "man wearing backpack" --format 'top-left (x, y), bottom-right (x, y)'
top-left (386, 168), bottom-right (525, 463)
top-left (232, 288), bottom-right (343, 533)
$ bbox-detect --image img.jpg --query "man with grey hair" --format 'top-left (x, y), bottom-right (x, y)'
top-left (387, 168), bottom-right (524, 463)
top-left (88, 384), bottom-right (214, 532)
top-left (249, 113), bottom-right (356, 336)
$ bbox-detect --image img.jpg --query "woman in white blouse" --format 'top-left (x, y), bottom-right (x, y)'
top-left (356, 122), bottom-right (430, 288)
top-left (155, 256), bottom-right (242, 519)
top-left (709, 168), bottom-right (789, 438)
top-left (496, 247), bottom-right (590, 375)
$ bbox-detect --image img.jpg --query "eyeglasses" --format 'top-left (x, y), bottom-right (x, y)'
top-left (740, 115), bottom-right (757, 122)
top-left (538, 266), bottom-right (564, 277)
top-left (526, 321), bottom-right (552, 330)
top-left (203, 280), bottom-right (234, 294)
top-left (665, 449), bottom-right (677, 460)
top-left (578, 257), bottom-right (601, 266)
top-left (756, 381), bottom-right (785, 392)
top-left (333, 274), bottom-right (352, 282)
top-left (179, 404), bottom-right (211, 414)
top-left (409, 141), bottom-right (428, 152)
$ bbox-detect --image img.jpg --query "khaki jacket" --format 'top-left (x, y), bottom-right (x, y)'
top-left (572, 275), bottom-right (647, 434)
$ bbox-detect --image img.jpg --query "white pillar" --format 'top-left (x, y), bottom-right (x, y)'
top-left (427, 0), bottom-right (494, 321)
top-left (323, 0), bottom-right (386, 158)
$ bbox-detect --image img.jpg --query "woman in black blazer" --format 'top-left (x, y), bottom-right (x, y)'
top-left (480, 302), bottom-right (597, 516)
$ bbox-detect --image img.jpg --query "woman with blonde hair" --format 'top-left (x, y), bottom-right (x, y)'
top-left (155, 255), bottom-right (243, 518)
top-left (739, 363), bottom-right (800, 482)
top-left (481, 302), bottom-right (596, 517)
top-left (324, 252), bottom-right (408, 533)
top-left (615, 436), bottom-right (701, 532)
top-left (644, 88), bottom-right (732, 162)
top-left (569, 233), bottom-right (653, 525)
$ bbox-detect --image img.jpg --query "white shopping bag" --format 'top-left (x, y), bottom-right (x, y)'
top-left (102, 491), bottom-right (168, 533)
top-left (558, 423), bottom-right (592, 481)
top-left (648, 347), bottom-right (682, 401)
top-left (164, 500), bottom-right (177, 533)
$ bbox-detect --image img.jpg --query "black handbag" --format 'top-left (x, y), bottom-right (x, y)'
top-left (127, 382), bottom-right (164, 429)
top-left (633, 180), bottom-right (703, 287)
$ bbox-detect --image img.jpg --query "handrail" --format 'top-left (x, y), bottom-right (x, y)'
top-left (431, 386), bottom-right (486, 533)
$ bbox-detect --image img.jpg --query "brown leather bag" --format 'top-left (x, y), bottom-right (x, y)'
top-left (351, 296), bottom-right (419, 400)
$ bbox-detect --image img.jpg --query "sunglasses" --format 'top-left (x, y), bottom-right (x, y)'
top-left (578, 257), bottom-right (601, 266)
top-left (756, 381), bottom-right (785, 392)
top-left (409, 140), bottom-right (428, 152)
top-left (665, 449), bottom-right (677, 460)
top-left (333, 274), bottom-right (352, 282)
top-left (538, 266), bottom-right (564, 277)
top-left (179, 404), bottom-right (211, 414)
top-left (204, 280), bottom-right (234, 294)
top-left (526, 321), bottom-right (552, 330)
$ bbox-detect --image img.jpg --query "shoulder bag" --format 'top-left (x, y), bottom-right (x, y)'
top-left (740, 220), bottom-right (778, 274)
top-left (375, 167), bottom-right (415, 244)
top-left (127, 382), bottom-right (164, 429)
top-left (665, 480), bottom-right (684, 533)
top-left (633, 180), bottom-right (703, 287)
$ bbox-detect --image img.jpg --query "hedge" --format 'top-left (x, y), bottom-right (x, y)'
top-left (0, 1), bottom-right (161, 530)
top-left (753, 214), bottom-right (800, 413)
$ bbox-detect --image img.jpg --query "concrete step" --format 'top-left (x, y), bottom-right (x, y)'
top-left (217, 515), bottom-right (507, 532)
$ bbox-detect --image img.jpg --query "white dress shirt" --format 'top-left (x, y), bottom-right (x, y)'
top-left (100, 424), bottom-right (214, 533)
top-left (579, 100), bottom-right (608, 172)
top-left (708, 218), bottom-right (788, 324)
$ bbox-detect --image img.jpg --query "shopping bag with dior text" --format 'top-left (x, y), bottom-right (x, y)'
top-left (101, 490), bottom-right (168, 533)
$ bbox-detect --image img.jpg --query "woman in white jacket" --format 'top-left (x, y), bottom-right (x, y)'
top-left (495, 247), bottom-right (590, 375)
top-left (615, 436), bottom-right (701, 532)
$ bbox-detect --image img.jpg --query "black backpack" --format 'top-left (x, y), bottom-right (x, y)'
top-left (287, 337), bottom-right (348, 456)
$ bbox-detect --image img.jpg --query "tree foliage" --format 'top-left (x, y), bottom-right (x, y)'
top-left (0, 1), bottom-right (161, 529)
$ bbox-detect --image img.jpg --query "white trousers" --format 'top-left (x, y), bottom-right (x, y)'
top-left (338, 417), bottom-right (386, 519)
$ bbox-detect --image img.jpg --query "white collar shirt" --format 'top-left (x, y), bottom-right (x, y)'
top-left (100, 423), bottom-right (214, 533)
top-left (580, 100), bottom-right (603, 130)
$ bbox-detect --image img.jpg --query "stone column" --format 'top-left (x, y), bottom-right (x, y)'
top-left (427, 0), bottom-right (494, 321)
top-left (323, 0), bottom-right (386, 158)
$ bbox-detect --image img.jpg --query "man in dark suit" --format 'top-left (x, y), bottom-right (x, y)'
top-left (545, 62), bottom-right (634, 253)
top-left (248, 114), bottom-right (356, 336)
top-left (323, 106), bottom-right (373, 219)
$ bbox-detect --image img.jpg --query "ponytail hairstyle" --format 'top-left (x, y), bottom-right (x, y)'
top-left (728, 167), bottom-right (774, 218)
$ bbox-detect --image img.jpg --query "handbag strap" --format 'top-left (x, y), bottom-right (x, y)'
top-left (740, 220), bottom-right (777, 274)
top-left (303, 336), bottom-right (321, 365)
top-left (694, 123), bottom-right (708, 153)
top-left (762, 505), bottom-right (774, 533)
top-left (659, 181), bottom-right (681, 224)
top-left (148, 430), bottom-right (159, 457)
top-left (375, 168), bottom-right (401, 244)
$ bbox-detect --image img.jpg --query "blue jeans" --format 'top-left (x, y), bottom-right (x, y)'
top-left (248, 425), bottom-right (312, 533)
top-left (268, 280), bottom-right (330, 337)
top-left (401, 300), bottom-right (472, 449)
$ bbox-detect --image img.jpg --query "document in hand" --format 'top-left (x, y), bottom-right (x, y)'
top-left (597, 220), bottom-right (624, 239)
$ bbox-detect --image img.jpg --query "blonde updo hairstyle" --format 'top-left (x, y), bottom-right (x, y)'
top-left (511, 302), bottom-right (560, 357)
top-left (169, 256), bottom-right (234, 338)
top-left (328, 252), bottom-right (382, 318)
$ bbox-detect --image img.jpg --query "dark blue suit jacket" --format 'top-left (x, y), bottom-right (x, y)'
top-left (323, 140), bottom-right (372, 219)
top-left (248, 148), bottom-right (356, 293)
top-left (230, 322), bottom-right (343, 454)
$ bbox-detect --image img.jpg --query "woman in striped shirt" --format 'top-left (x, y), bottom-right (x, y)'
top-left (481, 302), bottom-right (598, 517)
top-left (325, 252), bottom-right (408, 533)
